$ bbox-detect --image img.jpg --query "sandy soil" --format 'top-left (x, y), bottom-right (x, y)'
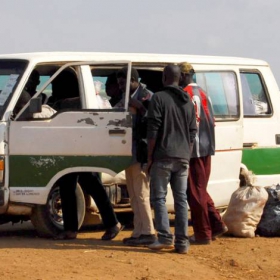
top-left (0, 221), bottom-right (279, 280)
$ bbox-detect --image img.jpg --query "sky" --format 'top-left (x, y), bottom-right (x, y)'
top-left (1, 0), bottom-right (280, 84)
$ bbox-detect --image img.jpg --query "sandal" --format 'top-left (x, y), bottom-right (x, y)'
top-left (101, 223), bottom-right (124, 241)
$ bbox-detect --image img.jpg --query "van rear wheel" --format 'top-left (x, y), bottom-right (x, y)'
top-left (31, 183), bottom-right (85, 238)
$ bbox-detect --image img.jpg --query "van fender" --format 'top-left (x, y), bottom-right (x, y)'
top-left (9, 167), bottom-right (117, 205)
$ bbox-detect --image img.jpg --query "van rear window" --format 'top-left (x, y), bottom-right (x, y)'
top-left (240, 72), bottom-right (271, 116)
top-left (195, 71), bottom-right (239, 120)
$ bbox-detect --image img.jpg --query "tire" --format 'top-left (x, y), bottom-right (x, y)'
top-left (31, 182), bottom-right (86, 238)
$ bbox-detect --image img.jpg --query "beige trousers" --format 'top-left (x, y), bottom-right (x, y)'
top-left (125, 162), bottom-right (155, 237)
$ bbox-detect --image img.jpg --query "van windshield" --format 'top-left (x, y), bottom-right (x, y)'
top-left (0, 59), bottom-right (28, 119)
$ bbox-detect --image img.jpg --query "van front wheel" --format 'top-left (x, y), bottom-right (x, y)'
top-left (31, 183), bottom-right (86, 238)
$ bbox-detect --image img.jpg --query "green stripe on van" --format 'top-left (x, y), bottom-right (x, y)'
top-left (9, 155), bottom-right (132, 187)
top-left (242, 147), bottom-right (280, 175)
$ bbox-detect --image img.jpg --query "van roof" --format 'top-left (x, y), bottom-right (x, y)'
top-left (0, 52), bottom-right (268, 66)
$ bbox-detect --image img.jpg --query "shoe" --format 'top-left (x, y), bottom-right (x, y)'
top-left (124, 234), bottom-right (156, 247)
top-left (101, 222), bottom-right (124, 241)
top-left (123, 236), bottom-right (137, 244)
top-left (54, 231), bottom-right (77, 240)
top-left (212, 225), bottom-right (228, 240)
top-left (189, 235), bottom-right (211, 245)
top-left (148, 240), bottom-right (174, 251)
top-left (175, 247), bottom-right (189, 254)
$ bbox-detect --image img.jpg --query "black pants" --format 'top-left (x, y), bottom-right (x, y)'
top-left (59, 172), bottom-right (118, 232)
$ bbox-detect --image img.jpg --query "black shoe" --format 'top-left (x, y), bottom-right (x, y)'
top-left (212, 225), bottom-right (228, 240)
top-left (54, 231), bottom-right (77, 240)
top-left (189, 235), bottom-right (211, 245)
top-left (123, 236), bottom-right (137, 244)
top-left (125, 234), bottom-right (156, 247)
top-left (174, 246), bottom-right (189, 254)
top-left (101, 223), bottom-right (124, 241)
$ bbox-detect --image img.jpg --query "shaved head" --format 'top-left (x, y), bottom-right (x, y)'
top-left (162, 64), bottom-right (181, 87)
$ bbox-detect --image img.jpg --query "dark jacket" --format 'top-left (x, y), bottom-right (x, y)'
top-left (147, 85), bottom-right (197, 162)
top-left (131, 83), bottom-right (153, 164)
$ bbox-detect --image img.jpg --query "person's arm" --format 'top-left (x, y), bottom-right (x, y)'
top-left (189, 101), bottom-right (198, 145)
top-left (146, 93), bottom-right (162, 174)
top-left (129, 98), bottom-right (147, 116)
top-left (129, 88), bottom-right (153, 116)
top-left (147, 138), bottom-right (156, 174)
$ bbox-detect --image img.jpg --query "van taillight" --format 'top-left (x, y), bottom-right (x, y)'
top-left (0, 157), bottom-right (4, 184)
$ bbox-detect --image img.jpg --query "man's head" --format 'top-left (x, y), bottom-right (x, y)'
top-left (25, 69), bottom-right (40, 97)
top-left (162, 64), bottom-right (181, 87)
top-left (105, 73), bottom-right (120, 98)
top-left (117, 67), bottom-right (139, 94)
top-left (178, 62), bottom-right (195, 87)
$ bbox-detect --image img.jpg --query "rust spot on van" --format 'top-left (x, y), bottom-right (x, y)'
top-left (77, 118), bottom-right (96, 125)
top-left (30, 156), bottom-right (65, 168)
top-left (107, 116), bottom-right (132, 127)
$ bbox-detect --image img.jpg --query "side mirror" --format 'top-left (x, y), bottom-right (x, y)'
top-left (29, 97), bottom-right (42, 114)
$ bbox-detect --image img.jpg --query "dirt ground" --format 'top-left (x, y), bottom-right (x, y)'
top-left (0, 221), bottom-right (279, 280)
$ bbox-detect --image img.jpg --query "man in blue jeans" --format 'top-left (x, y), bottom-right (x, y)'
top-left (146, 65), bottom-right (197, 254)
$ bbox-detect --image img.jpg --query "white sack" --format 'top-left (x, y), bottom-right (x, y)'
top-left (222, 186), bottom-right (268, 237)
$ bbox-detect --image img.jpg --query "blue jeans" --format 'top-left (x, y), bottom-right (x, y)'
top-left (150, 159), bottom-right (189, 251)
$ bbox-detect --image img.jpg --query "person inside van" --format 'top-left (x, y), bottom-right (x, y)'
top-left (14, 91), bottom-right (32, 118)
top-left (179, 62), bottom-right (228, 245)
top-left (25, 69), bottom-right (40, 97)
top-left (14, 69), bottom-right (40, 117)
top-left (105, 73), bottom-right (123, 107)
top-left (48, 70), bottom-right (81, 110)
top-left (14, 70), bottom-right (54, 119)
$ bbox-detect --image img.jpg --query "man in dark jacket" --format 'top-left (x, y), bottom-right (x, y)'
top-left (116, 67), bottom-right (156, 246)
top-left (147, 64), bottom-right (197, 254)
top-left (179, 62), bottom-right (228, 245)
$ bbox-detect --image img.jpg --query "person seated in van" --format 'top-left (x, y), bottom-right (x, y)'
top-left (48, 70), bottom-right (81, 110)
top-left (25, 69), bottom-right (40, 97)
top-left (13, 91), bottom-right (32, 118)
top-left (24, 69), bottom-right (49, 104)
top-left (13, 70), bottom-right (41, 118)
top-left (105, 73), bottom-right (123, 107)
top-left (14, 90), bottom-right (56, 120)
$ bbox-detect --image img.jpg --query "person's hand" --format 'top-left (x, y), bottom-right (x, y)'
top-left (141, 91), bottom-right (152, 101)
top-left (144, 159), bottom-right (153, 175)
top-left (129, 98), bottom-right (142, 110)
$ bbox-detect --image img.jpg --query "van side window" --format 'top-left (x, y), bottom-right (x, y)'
top-left (91, 68), bottom-right (123, 109)
top-left (91, 67), bottom-right (162, 110)
top-left (92, 75), bottom-right (115, 109)
top-left (240, 72), bottom-right (271, 116)
top-left (195, 71), bottom-right (239, 120)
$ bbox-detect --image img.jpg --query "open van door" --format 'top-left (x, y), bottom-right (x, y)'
top-left (8, 61), bottom-right (133, 205)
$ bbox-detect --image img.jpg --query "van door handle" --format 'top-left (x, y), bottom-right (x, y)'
top-left (243, 142), bottom-right (257, 148)
top-left (109, 129), bottom-right (126, 135)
